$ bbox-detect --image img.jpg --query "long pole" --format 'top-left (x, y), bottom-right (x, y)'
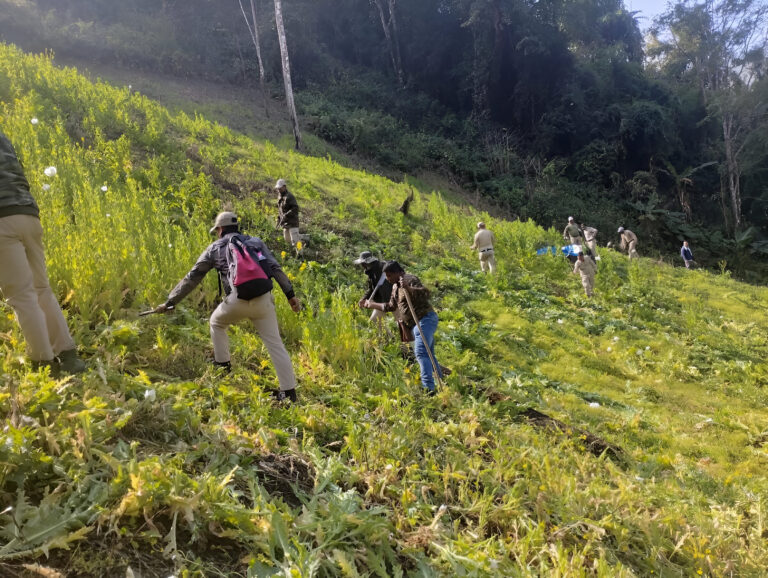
top-left (401, 286), bottom-right (444, 389)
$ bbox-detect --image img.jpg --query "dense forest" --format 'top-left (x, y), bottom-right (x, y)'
top-left (1, 0), bottom-right (767, 276)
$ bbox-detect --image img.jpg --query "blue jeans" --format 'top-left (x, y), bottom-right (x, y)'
top-left (413, 311), bottom-right (442, 392)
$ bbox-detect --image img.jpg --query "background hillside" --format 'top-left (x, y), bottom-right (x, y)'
top-left (1, 43), bottom-right (768, 577)
top-left (2, 0), bottom-right (768, 279)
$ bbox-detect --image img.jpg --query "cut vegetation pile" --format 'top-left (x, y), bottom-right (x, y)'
top-left (1, 44), bottom-right (767, 576)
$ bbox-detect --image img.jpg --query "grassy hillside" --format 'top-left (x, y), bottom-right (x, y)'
top-left (1, 43), bottom-right (767, 577)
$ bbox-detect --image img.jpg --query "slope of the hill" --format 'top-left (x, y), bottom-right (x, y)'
top-left (1, 44), bottom-right (767, 577)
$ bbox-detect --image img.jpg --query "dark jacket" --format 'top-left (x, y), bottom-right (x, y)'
top-left (0, 132), bottom-right (39, 219)
top-left (277, 190), bottom-right (300, 229)
top-left (383, 273), bottom-right (434, 329)
top-left (681, 246), bottom-right (694, 261)
top-left (167, 233), bottom-right (294, 306)
top-left (362, 261), bottom-right (393, 303)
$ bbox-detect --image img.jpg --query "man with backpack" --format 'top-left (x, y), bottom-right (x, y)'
top-left (0, 131), bottom-right (85, 374)
top-left (154, 212), bottom-right (301, 402)
top-left (275, 179), bottom-right (300, 248)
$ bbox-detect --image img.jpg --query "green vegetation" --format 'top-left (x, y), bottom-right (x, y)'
top-left (1, 43), bottom-right (768, 577)
top-left (3, 0), bottom-right (768, 275)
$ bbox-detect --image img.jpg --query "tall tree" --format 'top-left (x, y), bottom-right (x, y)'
top-left (273, 0), bottom-right (302, 150)
top-left (371, 0), bottom-right (405, 87)
top-left (237, 0), bottom-right (269, 116)
top-left (649, 0), bottom-right (768, 231)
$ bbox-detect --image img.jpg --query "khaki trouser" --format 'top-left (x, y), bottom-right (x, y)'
top-left (210, 292), bottom-right (296, 391)
top-left (0, 214), bottom-right (75, 361)
top-left (585, 238), bottom-right (598, 257)
top-left (628, 240), bottom-right (638, 259)
top-left (580, 274), bottom-right (595, 297)
top-left (479, 249), bottom-right (496, 274)
top-left (568, 236), bottom-right (582, 246)
top-left (283, 227), bottom-right (300, 246)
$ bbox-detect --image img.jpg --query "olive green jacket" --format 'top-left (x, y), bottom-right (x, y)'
top-left (0, 132), bottom-right (39, 219)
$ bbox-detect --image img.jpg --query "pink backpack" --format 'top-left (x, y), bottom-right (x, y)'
top-left (226, 235), bottom-right (273, 300)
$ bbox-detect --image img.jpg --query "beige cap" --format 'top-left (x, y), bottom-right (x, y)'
top-left (210, 211), bottom-right (238, 234)
top-left (477, 221), bottom-right (486, 229)
top-left (275, 178), bottom-right (287, 189)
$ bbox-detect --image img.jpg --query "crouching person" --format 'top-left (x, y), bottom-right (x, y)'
top-left (154, 212), bottom-right (301, 402)
top-left (364, 261), bottom-right (443, 395)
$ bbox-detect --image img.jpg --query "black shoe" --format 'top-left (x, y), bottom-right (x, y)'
top-left (274, 388), bottom-right (297, 403)
top-left (213, 361), bottom-right (232, 373)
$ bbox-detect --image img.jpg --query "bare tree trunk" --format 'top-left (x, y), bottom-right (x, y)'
top-left (372, 0), bottom-right (404, 87)
top-left (237, 0), bottom-right (270, 117)
top-left (274, 0), bottom-right (302, 150)
top-left (722, 113), bottom-right (742, 230)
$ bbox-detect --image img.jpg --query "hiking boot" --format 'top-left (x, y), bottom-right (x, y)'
top-left (56, 349), bottom-right (86, 374)
top-left (274, 388), bottom-right (297, 403)
top-left (213, 361), bottom-right (232, 373)
top-left (30, 359), bottom-right (56, 374)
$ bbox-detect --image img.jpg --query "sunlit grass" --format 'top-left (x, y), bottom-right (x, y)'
top-left (1, 42), bottom-right (768, 576)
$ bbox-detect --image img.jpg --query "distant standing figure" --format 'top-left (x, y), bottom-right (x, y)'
top-left (471, 221), bottom-right (496, 274)
top-left (275, 178), bottom-right (300, 247)
top-left (681, 241), bottom-right (695, 269)
top-left (0, 132), bottom-right (85, 374)
top-left (618, 227), bottom-right (639, 259)
top-left (581, 223), bottom-right (599, 258)
top-left (563, 217), bottom-right (583, 246)
top-left (573, 251), bottom-right (597, 297)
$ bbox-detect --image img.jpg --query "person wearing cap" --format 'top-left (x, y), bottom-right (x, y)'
top-left (470, 222), bottom-right (497, 274)
top-left (275, 179), bottom-right (300, 248)
top-left (680, 241), bottom-right (695, 269)
top-left (580, 223), bottom-right (599, 259)
top-left (354, 251), bottom-right (393, 325)
top-left (573, 251), bottom-right (597, 297)
top-left (363, 261), bottom-right (443, 395)
top-left (617, 227), bottom-right (639, 259)
top-left (0, 131), bottom-right (85, 374)
top-left (563, 217), bottom-right (583, 246)
top-left (154, 212), bottom-right (301, 402)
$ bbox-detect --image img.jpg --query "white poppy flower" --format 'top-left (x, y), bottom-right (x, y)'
top-left (44, 166), bottom-right (57, 177)
top-left (31, 118), bottom-right (39, 125)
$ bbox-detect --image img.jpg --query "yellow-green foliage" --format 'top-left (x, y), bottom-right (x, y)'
top-left (1, 43), bottom-right (768, 576)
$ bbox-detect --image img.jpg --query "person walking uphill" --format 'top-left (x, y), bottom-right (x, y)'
top-left (363, 262), bottom-right (443, 394)
top-left (154, 212), bottom-right (301, 402)
top-left (618, 227), bottom-right (639, 259)
top-left (563, 217), bottom-right (583, 246)
top-left (0, 132), bottom-right (85, 374)
top-left (355, 251), bottom-right (392, 326)
top-left (275, 179), bottom-right (300, 248)
top-left (573, 251), bottom-right (597, 297)
top-left (471, 222), bottom-right (496, 274)
top-left (581, 223), bottom-right (599, 259)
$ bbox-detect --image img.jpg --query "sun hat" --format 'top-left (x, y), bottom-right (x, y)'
top-left (617, 227), bottom-right (625, 233)
top-left (353, 251), bottom-right (377, 265)
top-left (275, 178), bottom-right (287, 189)
top-left (568, 216), bottom-right (574, 221)
top-left (210, 211), bottom-right (238, 234)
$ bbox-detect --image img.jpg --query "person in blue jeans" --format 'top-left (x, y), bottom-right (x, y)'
top-left (363, 261), bottom-right (443, 394)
